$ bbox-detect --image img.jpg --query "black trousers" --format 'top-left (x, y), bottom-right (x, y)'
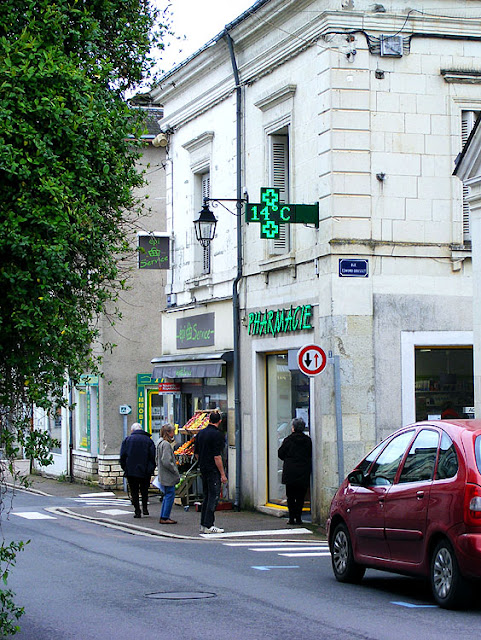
top-left (127, 476), bottom-right (150, 515)
top-left (200, 469), bottom-right (221, 529)
top-left (286, 483), bottom-right (308, 523)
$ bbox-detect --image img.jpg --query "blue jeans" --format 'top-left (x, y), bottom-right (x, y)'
top-left (200, 470), bottom-right (221, 529)
top-left (159, 484), bottom-right (176, 520)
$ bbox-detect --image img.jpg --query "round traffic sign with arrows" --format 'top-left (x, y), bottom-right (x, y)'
top-left (297, 344), bottom-right (327, 376)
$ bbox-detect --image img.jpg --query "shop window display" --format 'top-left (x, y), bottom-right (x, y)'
top-left (415, 347), bottom-right (474, 421)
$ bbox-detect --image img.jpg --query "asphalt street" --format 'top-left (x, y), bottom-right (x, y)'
top-left (3, 482), bottom-right (481, 640)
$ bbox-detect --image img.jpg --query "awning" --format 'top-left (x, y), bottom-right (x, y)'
top-left (151, 351), bottom-right (233, 379)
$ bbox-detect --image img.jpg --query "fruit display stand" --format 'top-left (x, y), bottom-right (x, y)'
top-left (174, 411), bottom-right (210, 506)
top-left (181, 410), bottom-right (210, 434)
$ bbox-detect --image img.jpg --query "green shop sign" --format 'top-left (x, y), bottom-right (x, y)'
top-left (138, 235), bottom-right (170, 269)
top-left (245, 188), bottom-right (319, 239)
top-left (177, 313), bottom-right (215, 349)
top-left (247, 305), bottom-right (313, 337)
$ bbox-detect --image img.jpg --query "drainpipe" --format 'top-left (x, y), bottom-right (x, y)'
top-left (224, 30), bottom-right (243, 510)
top-left (68, 380), bottom-right (74, 483)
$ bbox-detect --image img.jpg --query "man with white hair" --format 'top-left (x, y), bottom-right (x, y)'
top-left (120, 423), bottom-right (156, 518)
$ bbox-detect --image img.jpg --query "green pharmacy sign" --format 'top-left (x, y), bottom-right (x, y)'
top-left (247, 304), bottom-right (313, 337)
top-left (245, 188), bottom-right (319, 239)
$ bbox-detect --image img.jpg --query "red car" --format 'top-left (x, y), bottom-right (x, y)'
top-left (327, 420), bottom-right (481, 608)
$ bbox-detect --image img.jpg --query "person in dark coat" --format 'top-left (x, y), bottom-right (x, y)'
top-left (120, 423), bottom-right (156, 518)
top-left (278, 417), bottom-right (312, 525)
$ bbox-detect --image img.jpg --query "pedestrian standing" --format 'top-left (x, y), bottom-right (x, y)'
top-left (120, 423), bottom-right (156, 518)
top-left (157, 424), bottom-right (180, 524)
top-left (194, 411), bottom-right (227, 534)
top-left (278, 417), bottom-right (312, 525)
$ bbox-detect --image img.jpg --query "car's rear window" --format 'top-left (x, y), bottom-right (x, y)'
top-left (474, 435), bottom-right (481, 474)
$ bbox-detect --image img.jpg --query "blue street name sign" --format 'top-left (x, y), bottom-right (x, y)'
top-left (339, 259), bottom-right (369, 278)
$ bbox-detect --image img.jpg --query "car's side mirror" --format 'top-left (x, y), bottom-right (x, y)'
top-left (347, 470), bottom-right (365, 486)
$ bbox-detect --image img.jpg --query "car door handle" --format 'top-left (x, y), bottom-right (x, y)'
top-left (416, 491), bottom-right (424, 499)
top-left (378, 496), bottom-right (385, 506)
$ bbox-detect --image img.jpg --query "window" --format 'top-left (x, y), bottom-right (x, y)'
top-left (369, 430), bottom-right (414, 485)
top-left (461, 110), bottom-right (480, 244)
top-left (357, 439), bottom-right (392, 476)
top-left (74, 378), bottom-right (99, 453)
top-left (398, 429), bottom-right (439, 483)
top-left (414, 346), bottom-right (473, 421)
top-left (268, 130), bottom-right (290, 254)
top-left (48, 407), bottom-right (62, 453)
top-left (194, 171), bottom-right (211, 274)
top-left (437, 432), bottom-right (458, 479)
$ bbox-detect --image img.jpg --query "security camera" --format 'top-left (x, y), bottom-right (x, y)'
top-left (153, 133), bottom-right (168, 147)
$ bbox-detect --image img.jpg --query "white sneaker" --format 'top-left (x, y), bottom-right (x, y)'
top-left (204, 525), bottom-right (224, 534)
top-left (199, 526), bottom-right (206, 533)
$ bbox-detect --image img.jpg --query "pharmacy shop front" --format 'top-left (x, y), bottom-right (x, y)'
top-left (245, 304), bottom-right (315, 515)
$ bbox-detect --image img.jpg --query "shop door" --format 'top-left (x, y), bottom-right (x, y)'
top-left (148, 390), bottom-right (177, 446)
top-left (266, 353), bottom-right (310, 507)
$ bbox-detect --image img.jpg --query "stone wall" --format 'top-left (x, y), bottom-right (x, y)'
top-left (97, 454), bottom-right (124, 490)
top-left (72, 452), bottom-right (98, 482)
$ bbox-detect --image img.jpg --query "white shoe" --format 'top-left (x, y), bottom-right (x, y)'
top-left (199, 526), bottom-right (206, 533)
top-left (204, 525), bottom-right (224, 534)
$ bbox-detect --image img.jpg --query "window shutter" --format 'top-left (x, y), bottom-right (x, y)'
top-left (461, 111), bottom-right (479, 243)
top-left (201, 172), bottom-right (211, 273)
top-left (269, 135), bottom-right (289, 254)
top-left (202, 173), bottom-right (210, 201)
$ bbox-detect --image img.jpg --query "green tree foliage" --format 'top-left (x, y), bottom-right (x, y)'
top-left (0, 0), bottom-right (170, 410)
top-left (0, 1), bottom-right (169, 633)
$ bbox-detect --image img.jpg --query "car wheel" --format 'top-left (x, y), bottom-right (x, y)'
top-left (430, 539), bottom-right (471, 609)
top-left (331, 523), bottom-right (365, 584)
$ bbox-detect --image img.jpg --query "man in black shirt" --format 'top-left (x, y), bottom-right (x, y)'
top-left (194, 411), bottom-right (227, 534)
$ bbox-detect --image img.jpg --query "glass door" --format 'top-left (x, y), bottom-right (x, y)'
top-left (266, 353), bottom-right (310, 506)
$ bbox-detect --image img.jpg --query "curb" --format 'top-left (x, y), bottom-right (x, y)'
top-left (47, 507), bottom-right (198, 540)
top-left (6, 482), bottom-right (52, 497)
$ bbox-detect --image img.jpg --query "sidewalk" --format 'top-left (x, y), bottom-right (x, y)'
top-left (12, 474), bottom-right (326, 541)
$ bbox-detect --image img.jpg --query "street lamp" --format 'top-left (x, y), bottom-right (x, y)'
top-left (193, 195), bottom-right (245, 511)
top-left (193, 203), bottom-right (218, 247)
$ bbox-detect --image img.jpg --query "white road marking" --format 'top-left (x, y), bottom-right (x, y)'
top-left (78, 492), bottom-right (116, 497)
top-left (224, 541), bottom-right (320, 547)
top-left (96, 509), bottom-right (132, 516)
top-left (252, 566), bottom-right (300, 571)
top-left (13, 512), bottom-right (56, 520)
top-left (251, 546), bottom-right (328, 552)
top-left (71, 498), bottom-right (131, 506)
top-left (280, 552), bottom-right (331, 557)
top-left (200, 528), bottom-right (312, 539)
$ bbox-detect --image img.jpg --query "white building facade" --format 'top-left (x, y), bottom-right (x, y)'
top-left (151, 0), bottom-right (481, 521)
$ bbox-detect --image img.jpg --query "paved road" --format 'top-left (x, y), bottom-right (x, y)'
top-left (4, 489), bottom-right (481, 640)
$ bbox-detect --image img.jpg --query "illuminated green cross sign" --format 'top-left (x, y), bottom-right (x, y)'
top-left (245, 188), bottom-right (319, 239)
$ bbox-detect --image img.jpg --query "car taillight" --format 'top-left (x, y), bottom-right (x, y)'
top-left (464, 484), bottom-right (481, 525)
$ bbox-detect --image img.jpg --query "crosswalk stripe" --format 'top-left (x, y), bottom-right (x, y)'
top-left (201, 528), bottom-right (312, 539)
top-left (280, 552), bottom-right (331, 557)
top-left (224, 541), bottom-right (323, 547)
top-left (13, 512), bottom-right (57, 520)
top-left (78, 492), bottom-right (116, 497)
top-left (97, 509), bottom-right (132, 516)
top-left (71, 499), bottom-right (131, 505)
top-left (251, 546), bottom-right (328, 552)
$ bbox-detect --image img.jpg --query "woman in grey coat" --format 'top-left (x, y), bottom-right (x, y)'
top-left (156, 424), bottom-right (181, 524)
